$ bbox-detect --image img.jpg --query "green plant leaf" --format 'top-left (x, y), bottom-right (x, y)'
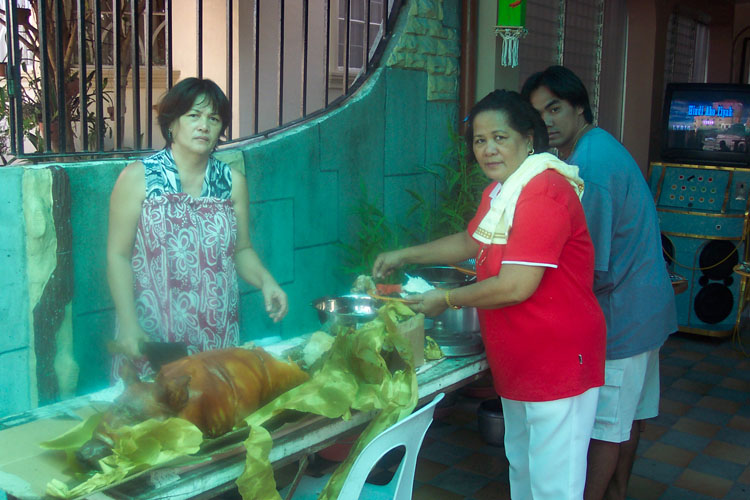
top-left (405, 121), bottom-right (487, 242)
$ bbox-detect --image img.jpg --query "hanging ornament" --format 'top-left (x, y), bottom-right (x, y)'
top-left (495, 0), bottom-right (528, 68)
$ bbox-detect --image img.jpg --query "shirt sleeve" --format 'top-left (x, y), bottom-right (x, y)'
top-left (580, 180), bottom-right (612, 273)
top-left (503, 191), bottom-right (571, 267)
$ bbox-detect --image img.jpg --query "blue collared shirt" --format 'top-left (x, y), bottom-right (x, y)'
top-left (569, 128), bottom-right (677, 359)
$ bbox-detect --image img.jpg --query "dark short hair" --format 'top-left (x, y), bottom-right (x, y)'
top-left (464, 89), bottom-right (549, 164)
top-left (157, 78), bottom-right (231, 145)
top-left (520, 65), bottom-right (593, 124)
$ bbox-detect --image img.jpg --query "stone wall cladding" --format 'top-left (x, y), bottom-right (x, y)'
top-left (386, 0), bottom-right (460, 101)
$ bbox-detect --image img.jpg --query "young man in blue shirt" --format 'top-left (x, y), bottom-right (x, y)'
top-left (522, 66), bottom-right (677, 500)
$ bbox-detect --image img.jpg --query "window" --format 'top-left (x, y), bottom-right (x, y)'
top-left (337, 0), bottom-right (384, 70)
top-left (0, 0), bottom-right (34, 65)
top-left (562, 0), bottom-right (603, 120)
top-left (518, 0), bottom-right (606, 124)
top-left (518, 0), bottom-right (562, 87)
top-left (664, 13), bottom-right (709, 84)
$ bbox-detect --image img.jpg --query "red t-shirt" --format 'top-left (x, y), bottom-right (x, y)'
top-left (468, 170), bottom-right (605, 402)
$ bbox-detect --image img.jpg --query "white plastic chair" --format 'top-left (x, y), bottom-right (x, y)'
top-left (280, 392), bottom-right (445, 500)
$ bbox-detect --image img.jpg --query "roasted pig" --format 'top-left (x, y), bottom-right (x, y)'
top-left (77, 347), bottom-right (308, 468)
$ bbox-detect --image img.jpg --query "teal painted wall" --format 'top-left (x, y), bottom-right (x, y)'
top-left (0, 168), bottom-right (32, 414)
top-left (237, 65), bottom-right (459, 348)
top-left (0, 0), bottom-right (461, 410)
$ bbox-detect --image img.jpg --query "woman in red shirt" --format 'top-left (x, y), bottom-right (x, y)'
top-left (373, 90), bottom-right (605, 500)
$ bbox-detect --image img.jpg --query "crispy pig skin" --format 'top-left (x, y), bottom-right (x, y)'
top-left (157, 347), bottom-right (309, 437)
top-left (79, 347), bottom-right (308, 468)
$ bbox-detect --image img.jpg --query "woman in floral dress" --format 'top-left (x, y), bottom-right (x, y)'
top-left (107, 78), bottom-right (287, 379)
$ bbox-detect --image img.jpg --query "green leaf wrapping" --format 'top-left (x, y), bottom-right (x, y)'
top-left (236, 302), bottom-right (420, 500)
top-left (39, 413), bottom-right (104, 451)
top-left (43, 302), bottom-right (419, 500)
top-left (45, 418), bottom-right (203, 498)
top-left (237, 426), bottom-right (279, 500)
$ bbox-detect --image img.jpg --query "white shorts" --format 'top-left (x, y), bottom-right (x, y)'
top-left (591, 348), bottom-right (660, 443)
top-left (501, 387), bottom-right (599, 500)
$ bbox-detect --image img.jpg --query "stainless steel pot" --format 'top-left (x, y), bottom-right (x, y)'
top-left (433, 307), bottom-right (480, 335)
top-left (477, 398), bottom-right (504, 447)
top-left (412, 266), bottom-right (479, 335)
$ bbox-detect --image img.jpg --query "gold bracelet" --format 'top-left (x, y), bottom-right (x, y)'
top-left (445, 289), bottom-right (461, 310)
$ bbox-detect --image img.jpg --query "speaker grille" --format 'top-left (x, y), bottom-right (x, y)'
top-left (694, 282), bottom-right (734, 324)
top-left (698, 240), bottom-right (738, 280)
top-left (692, 240), bottom-right (739, 325)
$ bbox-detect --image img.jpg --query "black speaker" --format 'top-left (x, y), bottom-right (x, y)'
top-left (662, 232), bottom-right (742, 335)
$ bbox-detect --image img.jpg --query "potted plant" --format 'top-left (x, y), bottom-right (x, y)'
top-left (339, 183), bottom-right (403, 291)
top-left (406, 123), bottom-right (486, 242)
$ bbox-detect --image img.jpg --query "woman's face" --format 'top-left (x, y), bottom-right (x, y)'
top-left (471, 110), bottom-right (532, 183)
top-left (170, 94), bottom-right (223, 155)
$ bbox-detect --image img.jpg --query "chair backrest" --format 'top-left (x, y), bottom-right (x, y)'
top-left (337, 392), bottom-right (445, 500)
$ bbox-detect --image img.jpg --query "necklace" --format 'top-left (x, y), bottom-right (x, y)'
top-left (560, 123), bottom-right (592, 160)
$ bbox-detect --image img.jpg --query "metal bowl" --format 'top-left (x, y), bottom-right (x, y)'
top-left (311, 294), bottom-right (379, 326)
top-left (411, 265), bottom-right (475, 289)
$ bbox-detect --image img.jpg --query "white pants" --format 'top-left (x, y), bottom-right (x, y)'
top-left (502, 387), bottom-right (600, 500)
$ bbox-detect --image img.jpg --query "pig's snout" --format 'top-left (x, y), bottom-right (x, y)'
top-left (75, 437), bottom-right (113, 470)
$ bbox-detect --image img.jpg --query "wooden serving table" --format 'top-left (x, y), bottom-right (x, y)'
top-left (0, 335), bottom-right (489, 500)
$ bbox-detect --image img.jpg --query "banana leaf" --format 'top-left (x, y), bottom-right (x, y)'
top-left (45, 418), bottom-right (203, 499)
top-left (43, 302), bottom-right (419, 500)
top-left (39, 413), bottom-right (104, 451)
top-left (236, 301), bottom-right (420, 500)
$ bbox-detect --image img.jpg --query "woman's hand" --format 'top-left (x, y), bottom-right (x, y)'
top-left (231, 169), bottom-right (288, 323)
top-left (262, 281), bottom-right (288, 322)
top-left (372, 233), bottom-right (479, 281)
top-left (409, 289), bottom-right (449, 317)
top-left (372, 250), bottom-right (406, 280)
top-left (114, 322), bottom-right (148, 359)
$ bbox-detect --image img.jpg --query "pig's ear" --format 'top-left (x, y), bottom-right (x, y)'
top-left (158, 374), bottom-right (191, 412)
top-left (120, 359), bottom-right (142, 387)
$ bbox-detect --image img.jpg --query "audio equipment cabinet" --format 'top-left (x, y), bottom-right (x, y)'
top-left (648, 162), bottom-right (750, 337)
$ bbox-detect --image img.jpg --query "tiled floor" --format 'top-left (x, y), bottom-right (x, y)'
top-left (403, 332), bottom-right (750, 500)
top-left (263, 331), bottom-right (750, 499)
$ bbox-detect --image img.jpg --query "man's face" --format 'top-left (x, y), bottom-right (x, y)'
top-left (528, 85), bottom-right (584, 152)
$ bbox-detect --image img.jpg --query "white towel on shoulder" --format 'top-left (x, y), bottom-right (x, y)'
top-left (472, 152), bottom-right (584, 245)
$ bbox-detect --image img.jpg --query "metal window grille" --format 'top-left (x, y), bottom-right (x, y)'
top-left (337, 0), bottom-right (384, 70)
top-left (665, 13), bottom-right (708, 84)
top-left (518, 0), bottom-right (605, 125)
top-left (563, 0), bottom-right (603, 124)
top-left (0, 0), bottom-right (401, 162)
top-left (518, 0), bottom-right (560, 87)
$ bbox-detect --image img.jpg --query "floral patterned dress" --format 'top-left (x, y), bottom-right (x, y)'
top-left (112, 149), bottom-right (240, 380)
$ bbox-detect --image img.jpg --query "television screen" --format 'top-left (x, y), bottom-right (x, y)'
top-left (662, 83), bottom-right (750, 166)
